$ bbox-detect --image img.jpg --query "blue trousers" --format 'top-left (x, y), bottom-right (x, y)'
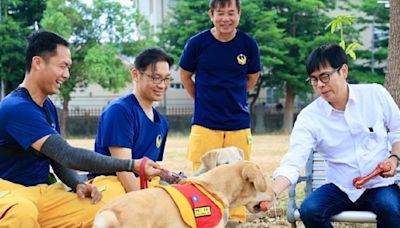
top-left (299, 183), bottom-right (400, 228)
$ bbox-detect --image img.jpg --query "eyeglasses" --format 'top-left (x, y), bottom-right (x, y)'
top-left (140, 71), bottom-right (174, 85)
top-left (307, 66), bottom-right (341, 86)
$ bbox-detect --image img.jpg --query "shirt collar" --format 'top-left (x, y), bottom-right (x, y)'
top-left (320, 84), bottom-right (356, 117)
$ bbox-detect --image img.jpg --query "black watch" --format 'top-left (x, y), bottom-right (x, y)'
top-left (389, 154), bottom-right (400, 162)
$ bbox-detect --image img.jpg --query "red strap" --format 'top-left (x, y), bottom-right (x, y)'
top-left (140, 157), bottom-right (149, 189)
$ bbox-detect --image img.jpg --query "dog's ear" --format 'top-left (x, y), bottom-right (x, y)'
top-left (200, 150), bottom-right (219, 170)
top-left (242, 163), bottom-right (267, 192)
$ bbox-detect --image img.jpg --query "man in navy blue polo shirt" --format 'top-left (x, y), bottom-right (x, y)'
top-left (0, 30), bottom-right (160, 227)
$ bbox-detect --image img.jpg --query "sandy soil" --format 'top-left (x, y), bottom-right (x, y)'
top-left (68, 134), bottom-right (290, 176)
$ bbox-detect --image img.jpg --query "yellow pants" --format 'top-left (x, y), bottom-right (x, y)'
top-left (0, 179), bottom-right (107, 228)
top-left (0, 176), bottom-right (160, 228)
top-left (90, 175), bottom-right (160, 196)
top-left (187, 125), bottom-right (252, 223)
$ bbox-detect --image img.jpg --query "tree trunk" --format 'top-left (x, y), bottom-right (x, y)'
top-left (282, 83), bottom-right (295, 133)
top-left (61, 99), bottom-right (69, 137)
top-left (384, 0), bottom-right (400, 104)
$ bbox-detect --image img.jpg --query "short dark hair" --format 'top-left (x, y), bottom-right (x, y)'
top-left (209, 0), bottom-right (240, 12)
top-left (305, 44), bottom-right (348, 76)
top-left (134, 47), bottom-right (174, 72)
top-left (25, 30), bottom-right (69, 73)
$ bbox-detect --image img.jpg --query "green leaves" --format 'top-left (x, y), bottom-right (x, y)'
top-left (0, 0), bottom-right (44, 95)
top-left (326, 15), bottom-right (356, 33)
top-left (84, 44), bottom-right (129, 92)
top-left (326, 14), bottom-right (362, 60)
top-left (158, 0), bottom-right (210, 63)
top-left (345, 42), bottom-right (363, 60)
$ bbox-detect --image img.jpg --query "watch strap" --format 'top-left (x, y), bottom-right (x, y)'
top-left (389, 154), bottom-right (400, 160)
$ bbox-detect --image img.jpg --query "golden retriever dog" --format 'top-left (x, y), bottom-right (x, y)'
top-left (93, 161), bottom-right (272, 228)
top-left (193, 146), bottom-right (244, 176)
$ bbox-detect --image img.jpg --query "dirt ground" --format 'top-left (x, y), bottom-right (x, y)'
top-left (67, 134), bottom-right (374, 228)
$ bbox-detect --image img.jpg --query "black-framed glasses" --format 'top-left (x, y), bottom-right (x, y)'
top-left (140, 71), bottom-right (174, 85)
top-left (307, 66), bottom-right (341, 86)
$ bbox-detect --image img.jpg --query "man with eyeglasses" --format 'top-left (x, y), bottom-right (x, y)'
top-left (270, 44), bottom-right (400, 227)
top-left (88, 48), bottom-right (173, 194)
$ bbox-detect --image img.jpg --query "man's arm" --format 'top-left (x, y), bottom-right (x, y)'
top-left (32, 134), bottom-right (160, 177)
top-left (50, 159), bottom-right (103, 204)
top-left (272, 175), bottom-right (292, 197)
top-left (50, 159), bottom-right (84, 191)
top-left (382, 141), bottom-right (400, 177)
top-left (179, 67), bottom-right (195, 99)
top-left (109, 146), bottom-right (140, 192)
top-left (247, 72), bottom-right (260, 91)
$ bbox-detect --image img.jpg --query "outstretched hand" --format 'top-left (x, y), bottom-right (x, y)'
top-left (76, 183), bottom-right (102, 204)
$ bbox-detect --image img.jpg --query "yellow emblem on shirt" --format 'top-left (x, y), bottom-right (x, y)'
top-left (237, 54), bottom-right (246, 65)
top-left (156, 134), bottom-right (162, 148)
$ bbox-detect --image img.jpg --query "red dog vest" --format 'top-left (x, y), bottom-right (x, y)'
top-left (157, 183), bottom-right (224, 228)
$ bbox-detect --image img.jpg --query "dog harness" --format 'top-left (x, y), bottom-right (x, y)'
top-left (157, 183), bottom-right (224, 228)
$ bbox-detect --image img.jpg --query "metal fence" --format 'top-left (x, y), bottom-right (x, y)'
top-left (62, 105), bottom-right (293, 137)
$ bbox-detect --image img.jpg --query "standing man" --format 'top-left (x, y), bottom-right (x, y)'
top-left (0, 30), bottom-right (160, 227)
top-left (88, 48), bottom-right (173, 193)
top-left (272, 44), bottom-right (400, 227)
top-left (179, 0), bottom-right (261, 223)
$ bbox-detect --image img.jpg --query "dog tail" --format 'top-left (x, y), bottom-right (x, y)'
top-left (93, 210), bottom-right (120, 228)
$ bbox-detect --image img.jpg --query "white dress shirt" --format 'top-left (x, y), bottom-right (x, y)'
top-left (273, 84), bottom-right (400, 201)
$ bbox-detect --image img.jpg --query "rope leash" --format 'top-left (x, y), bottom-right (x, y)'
top-left (139, 157), bottom-right (149, 189)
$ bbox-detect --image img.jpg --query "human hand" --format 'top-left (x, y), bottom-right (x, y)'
top-left (353, 161), bottom-right (392, 189)
top-left (257, 190), bottom-right (279, 212)
top-left (76, 183), bottom-right (102, 204)
top-left (133, 157), bottom-right (161, 179)
top-left (381, 158), bottom-right (397, 177)
top-left (158, 168), bottom-right (184, 184)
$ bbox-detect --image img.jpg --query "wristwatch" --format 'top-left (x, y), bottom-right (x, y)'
top-left (389, 154), bottom-right (400, 163)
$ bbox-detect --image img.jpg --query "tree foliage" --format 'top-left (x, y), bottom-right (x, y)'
top-left (345, 0), bottom-right (390, 85)
top-left (84, 44), bottom-right (130, 92)
top-left (326, 15), bottom-right (362, 60)
top-left (0, 17), bottom-right (26, 93)
top-left (158, 1), bottom-right (211, 63)
top-left (0, 0), bottom-right (46, 97)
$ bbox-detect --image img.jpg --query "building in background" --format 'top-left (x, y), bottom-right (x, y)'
top-left (132, 0), bottom-right (177, 33)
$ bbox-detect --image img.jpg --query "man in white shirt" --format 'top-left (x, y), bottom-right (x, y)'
top-left (271, 44), bottom-right (400, 227)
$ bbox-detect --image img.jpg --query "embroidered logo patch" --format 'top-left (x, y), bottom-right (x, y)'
top-left (247, 134), bottom-right (253, 144)
top-left (194, 206), bottom-right (212, 217)
top-left (192, 195), bottom-right (199, 202)
top-left (237, 54), bottom-right (246, 65)
top-left (156, 135), bottom-right (162, 148)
